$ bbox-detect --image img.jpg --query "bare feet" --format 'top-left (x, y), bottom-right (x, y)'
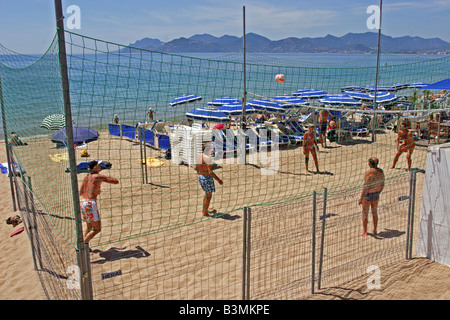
top-left (360, 232), bottom-right (367, 237)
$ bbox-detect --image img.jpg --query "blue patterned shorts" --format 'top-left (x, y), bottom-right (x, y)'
top-left (198, 175), bottom-right (215, 193)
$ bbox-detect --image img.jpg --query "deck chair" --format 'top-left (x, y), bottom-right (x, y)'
top-left (152, 121), bottom-right (167, 135)
top-left (428, 121), bottom-right (449, 144)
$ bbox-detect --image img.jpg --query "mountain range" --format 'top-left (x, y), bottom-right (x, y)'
top-left (123, 32), bottom-right (450, 54)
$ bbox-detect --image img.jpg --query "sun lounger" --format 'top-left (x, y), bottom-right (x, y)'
top-left (137, 127), bottom-right (155, 146)
top-left (157, 135), bottom-right (171, 151)
top-left (121, 124), bottom-right (136, 140)
top-left (109, 124), bottom-right (121, 137)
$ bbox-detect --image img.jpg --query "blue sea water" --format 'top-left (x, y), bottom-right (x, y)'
top-left (0, 48), bottom-right (449, 141)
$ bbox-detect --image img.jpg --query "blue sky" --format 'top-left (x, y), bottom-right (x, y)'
top-left (0, 0), bottom-right (449, 54)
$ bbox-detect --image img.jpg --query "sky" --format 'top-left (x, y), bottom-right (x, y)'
top-left (0, 0), bottom-right (449, 54)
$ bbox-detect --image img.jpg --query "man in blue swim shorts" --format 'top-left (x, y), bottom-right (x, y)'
top-left (195, 144), bottom-right (223, 217)
top-left (358, 157), bottom-right (385, 237)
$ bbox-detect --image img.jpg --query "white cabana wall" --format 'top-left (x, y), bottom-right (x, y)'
top-left (416, 143), bottom-right (450, 266)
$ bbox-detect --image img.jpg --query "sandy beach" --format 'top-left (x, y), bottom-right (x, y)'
top-left (0, 126), bottom-right (449, 300)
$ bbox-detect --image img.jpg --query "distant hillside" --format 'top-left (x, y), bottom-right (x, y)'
top-left (122, 32), bottom-right (450, 54)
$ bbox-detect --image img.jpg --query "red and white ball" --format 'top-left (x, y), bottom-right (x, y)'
top-left (275, 74), bottom-right (285, 83)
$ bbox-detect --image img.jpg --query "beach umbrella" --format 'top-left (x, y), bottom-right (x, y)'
top-left (392, 83), bottom-right (410, 91)
top-left (340, 85), bottom-right (364, 92)
top-left (408, 82), bottom-right (429, 89)
top-left (343, 90), bottom-right (397, 104)
top-left (368, 91), bottom-right (398, 104)
top-left (216, 102), bottom-right (256, 115)
top-left (170, 94), bottom-right (202, 107)
top-left (342, 90), bottom-right (373, 102)
top-left (319, 94), bottom-right (362, 107)
top-left (272, 95), bottom-right (308, 107)
top-left (40, 114), bottom-right (73, 130)
top-left (51, 126), bottom-right (99, 146)
top-left (363, 84), bottom-right (397, 92)
top-left (246, 99), bottom-right (294, 114)
top-left (185, 108), bottom-right (230, 122)
top-left (292, 89), bottom-right (327, 99)
top-left (422, 78), bottom-right (450, 90)
top-left (207, 97), bottom-right (241, 107)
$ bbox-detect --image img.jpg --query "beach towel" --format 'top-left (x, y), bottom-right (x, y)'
top-left (139, 157), bottom-right (165, 167)
top-left (65, 160), bottom-right (112, 174)
top-left (49, 152), bottom-right (69, 162)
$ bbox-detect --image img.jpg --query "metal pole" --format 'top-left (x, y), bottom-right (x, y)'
top-left (318, 188), bottom-right (327, 290)
top-left (406, 170), bottom-right (414, 259)
top-left (241, 6), bottom-right (247, 130)
top-left (54, 0), bottom-right (93, 300)
top-left (372, 0), bottom-right (383, 142)
top-left (408, 170), bottom-right (417, 259)
top-left (242, 207), bottom-right (247, 300)
top-left (28, 176), bottom-right (43, 270)
top-left (246, 207), bottom-right (251, 300)
top-left (311, 191), bottom-right (317, 294)
top-left (0, 75), bottom-right (18, 212)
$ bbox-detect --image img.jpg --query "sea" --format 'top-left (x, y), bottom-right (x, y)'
top-left (0, 50), bottom-right (449, 141)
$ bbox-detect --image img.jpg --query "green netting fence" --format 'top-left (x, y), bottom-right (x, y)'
top-left (0, 28), bottom-right (449, 300)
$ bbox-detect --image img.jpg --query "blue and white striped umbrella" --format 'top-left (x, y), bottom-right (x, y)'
top-left (342, 90), bottom-right (374, 102)
top-left (170, 94), bottom-right (202, 107)
top-left (368, 91), bottom-right (398, 104)
top-left (185, 108), bottom-right (230, 122)
top-left (319, 94), bottom-right (362, 107)
top-left (408, 82), bottom-right (429, 89)
top-left (216, 102), bottom-right (256, 115)
top-left (272, 95), bottom-right (308, 107)
top-left (207, 97), bottom-right (241, 107)
top-left (340, 85), bottom-right (364, 92)
top-left (343, 90), bottom-right (397, 104)
top-left (246, 99), bottom-right (295, 114)
top-left (292, 89), bottom-right (327, 99)
top-left (363, 84), bottom-right (397, 92)
top-left (392, 83), bottom-right (409, 91)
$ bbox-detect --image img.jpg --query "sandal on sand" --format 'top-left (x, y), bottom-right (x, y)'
top-left (6, 215), bottom-right (22, 227)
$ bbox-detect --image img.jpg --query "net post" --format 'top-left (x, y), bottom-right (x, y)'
top-left (54, 0), bottom-right (93, 300)
top-left (318, 188), bottom-right (328, 290)
top-left (242, 206), bottom-right (251, 300)
top-left (311, 191), bottom-right (317, 294)
top-left (0, 75), bottom-right (18, 212)
top-left (408, 169), bottom-right (417, 259)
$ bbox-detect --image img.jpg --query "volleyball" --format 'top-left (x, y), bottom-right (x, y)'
top-left (81, 149), bottom-right (88, 157)
top-left (275, 74), bottom-right (285, 83)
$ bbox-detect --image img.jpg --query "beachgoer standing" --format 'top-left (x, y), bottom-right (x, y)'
top-left (318, 106), bottom-right (330, 148)
top-left (358, 157), bottom-right (385, 237)
top-left (303, 124), bottom-right (320, 173)
top-left (146, 107), bottom-right (156, 121)
top-left (195, 144), bottom-right (223, 217)
top-left (79, 161), bottom-right (119, 244)
top-left (391, 123), bottom-right (415, 171)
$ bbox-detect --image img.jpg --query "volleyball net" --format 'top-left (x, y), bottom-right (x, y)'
top-left (0, 29), bottom-right (449, 299)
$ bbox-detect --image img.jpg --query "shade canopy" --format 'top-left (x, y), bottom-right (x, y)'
top-left (185, 108), bottom-right (230, 122)
top-left (319, 94), bottom-right (362, 106)
top-left (41, 114), bottom-right (73, 130)
top-left (51, 126), bottom-right (99, 146)
top-left (170, 94), bottom-right (202, 107)
top-left (216, 102), bottom-right (256, 115)
top-left (292, 89), bottom-right (327, 99)
top-left (422, 78), bottom-right (450, 90)
top-left (207, 97), bottom-right (241, 107)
